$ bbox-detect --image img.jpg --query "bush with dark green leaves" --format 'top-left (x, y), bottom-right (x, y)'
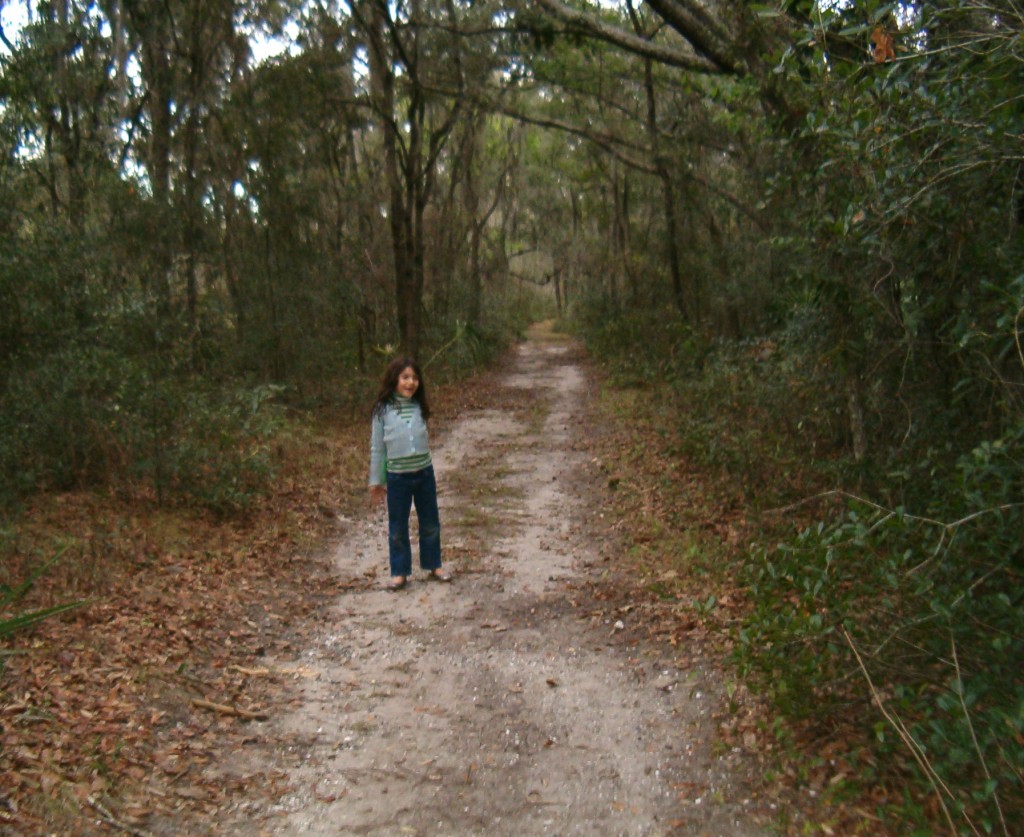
top-left (0, 343), bottom-right (284, 513)
top-left (736, 420), bottom-right (1024, 832)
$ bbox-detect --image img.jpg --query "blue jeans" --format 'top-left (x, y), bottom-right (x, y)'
top-left (386, 466), bottom-right (442, 577)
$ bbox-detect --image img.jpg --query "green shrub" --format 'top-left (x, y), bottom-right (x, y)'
top-left (127, 380), bottom-right (285, 513)
top-left (736, 420), bottom-right (1024, 831)
top-left (576, 299), bottom-right (847, 506)
top-left (573, 299), bottom-right (698, 385)
top-left (0, 343), bottom-right (284, 513)
top-left (0, 343), bottom-right (134, 497)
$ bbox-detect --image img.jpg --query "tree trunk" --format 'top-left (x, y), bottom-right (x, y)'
top-left (363, 0), bottom-right (462, 358)
top-left (846, 372), bottom-right (867, 463)
top-left (639, 47), bottom-right (688, 320)
top-left (141, 29), bottom-right (175, 320)
top-left (366, 0), bottom-right (416, 355)
top-left (464, 119), bottom-right (483, 327)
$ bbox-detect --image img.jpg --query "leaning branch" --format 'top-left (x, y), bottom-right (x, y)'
top-left (0, 21), bottom-right (16, 52)
top-left (531, 0), bottom-right (725, 75)
top-left (843, 629), bottom-right (962, 835)
top-left (486, 96), bottom-right (764, 227)
top-left (491, 103), bottom-right (656, 174)
top-left (645, 0), bottom-right (740, 71)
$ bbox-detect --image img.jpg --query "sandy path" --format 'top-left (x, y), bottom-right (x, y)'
top-left (210, 327), bottom-right (765, 836)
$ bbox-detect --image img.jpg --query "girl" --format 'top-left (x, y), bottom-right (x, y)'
top-left (369, 357), bottom-right (451, 591)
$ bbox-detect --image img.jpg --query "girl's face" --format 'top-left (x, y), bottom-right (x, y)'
top-left (396, 367), bottom-right (420, 398)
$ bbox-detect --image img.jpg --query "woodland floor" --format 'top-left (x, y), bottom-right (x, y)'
top-left (1, 324), bottom-right (831, 835)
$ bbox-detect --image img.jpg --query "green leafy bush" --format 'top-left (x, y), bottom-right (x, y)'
top-left (126, 380), bottom-right (285, 513)
top-left (0, 342), bottom-right (284, 513)
top-left (573, 298), bottom-right (698, 385)
top-left (736, 420), bottom-right (1024, 831)
top-left (576, 298), bottom-right (847, 505)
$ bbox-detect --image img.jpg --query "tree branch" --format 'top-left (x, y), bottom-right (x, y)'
top-left (645, 0), bottom-right (738, 69)
top-left (0, 20), bottom-right (17, 53)
top-left (491, 101), bottom-right (657, 174)
top-left (530, 0), bottom-right (725, 75)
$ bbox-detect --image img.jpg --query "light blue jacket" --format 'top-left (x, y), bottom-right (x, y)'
top-left (368, 400), bottom-right (431, 486)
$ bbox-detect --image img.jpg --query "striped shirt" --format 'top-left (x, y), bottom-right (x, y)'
top-left (368, 395), bottom-right (433, 485)
top-left (388, 397), bottom-right (432, 473)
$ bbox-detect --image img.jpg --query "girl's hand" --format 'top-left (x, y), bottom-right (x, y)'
top-left (369, 485), bottom-right (386, 504)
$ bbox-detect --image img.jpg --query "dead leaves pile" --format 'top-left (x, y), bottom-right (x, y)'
top-left (0, 420), bottom-right (365, 835)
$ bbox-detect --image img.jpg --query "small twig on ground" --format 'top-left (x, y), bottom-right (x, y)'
top-left (228, 665), bottom-right (271, 676)
top-left (191, 698), bottom-right (268, 720)
top-left (86, 796), bottom-right (153, 837)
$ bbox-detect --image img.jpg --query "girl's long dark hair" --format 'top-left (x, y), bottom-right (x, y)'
top-left (371, 356), bottom-right (430, 420)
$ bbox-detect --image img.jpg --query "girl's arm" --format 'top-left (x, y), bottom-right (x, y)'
top-left (369, 413), bottom-right (386, 488)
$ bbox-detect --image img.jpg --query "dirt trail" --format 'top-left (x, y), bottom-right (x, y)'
top-left (209, 326), bottom-right (766, 836)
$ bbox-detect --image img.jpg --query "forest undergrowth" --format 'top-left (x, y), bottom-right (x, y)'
top-left (583, 365), bottom-right (879, 835)
top-left (0, 415), bottom-right (362, 832)
top-left (577, 312), bottom-right (1023, 836)
top-left (2, 327), bottom-right (1019, 835)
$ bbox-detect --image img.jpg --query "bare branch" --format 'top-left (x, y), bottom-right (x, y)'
top-left (951, 638), bottom-right (1011, 837)
top-left (491, 101), bottom-right (657, 174)
top-left (843, 629), bottom-right (962, 835)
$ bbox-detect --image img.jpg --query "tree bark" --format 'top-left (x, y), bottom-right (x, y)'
top-left (366, 0), bottom-right (418, 355)
top-left (639, 50), bottom-right (687, 320)
top-left (362, 0), bottom-right (463, 358)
